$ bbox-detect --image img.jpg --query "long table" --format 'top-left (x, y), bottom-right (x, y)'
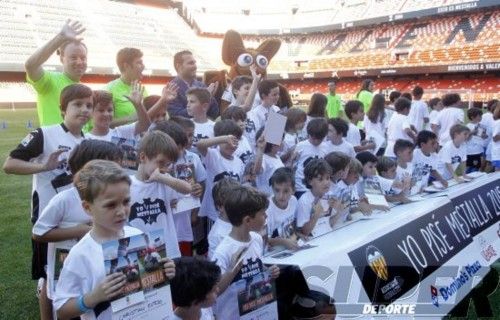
top-left (263, 172), bottom-right (500, 318)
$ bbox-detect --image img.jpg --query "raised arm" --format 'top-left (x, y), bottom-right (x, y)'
top-left (124, 81), bottom-right (150, 136)
top-left (196, 135), bottom-right (238, 157)
top-left (25, 19), bottom-right (85, 82)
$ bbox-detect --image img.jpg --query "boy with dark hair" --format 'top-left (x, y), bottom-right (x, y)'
top-left (344, 100), bottom-right (375, 153)
top-left (466, 107), bottom-right (488, 172)
top-left (384, 97), bottom-right (416, 158)
top-left (129, 131), bottom-right (192, 259)
top-left (197, 120), bottom-right (245, 225)
top-left (228, 65), bottom-right (262, 112)
top-left (325, 118), bottom-right (356, 157)
top-left (432, 93), bottom-right (464, 146)
top-left (293, 118), bottom-right (331, 198)
top-left (394, 139), bottom-right (416, 194)
top-left (222, 106), bottom-right (254, 165)
top-left (409, 85), bottom-right (429, 132)
top-left (212, 186), bottom-right (279, 319)
top-left (186, 87), bottom-right (215, 152)
top-left (245, 80), bottom-right (280, 150)
top-left (376, 156), bottom-right (411, 203)
top-left (170, 257), bottom-right (221, 319)
top-left (413, 130), bottom-right (448, 190)
top-left (355, 151), bottom-right (391, 212)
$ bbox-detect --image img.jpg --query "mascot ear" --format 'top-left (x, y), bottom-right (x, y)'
top-left (222, 30), bottom-right (246, 65)
top-left (256, 39), bottom-right (281, 60)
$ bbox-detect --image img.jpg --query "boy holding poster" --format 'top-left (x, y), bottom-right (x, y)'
top-left (53, 160), bottom-right (176, 320)
top-left (212, 186), bottom-right (280, 320)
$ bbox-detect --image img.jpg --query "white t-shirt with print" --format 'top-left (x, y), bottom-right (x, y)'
top-left (437, 140), bottom-right (467, 180)
top-left (434, 107), bottom-right (464, 146)
top-left (200, 148), bottom-right (244, 222)
top-left (412, 148), bottom-right (438, 190)
top-left (212, 232), bottom-right (264, 320)
top-left (193, 120), bottom-right (215, 149)
top-left (245, 104), bottom-right (280, 150)
top-left (256, 154), bottom-right (284, 196)
top-left (32, 187), bottom-right (90, 299)
top-left (491, 120), bottom-right (500, 161)
top-left (86, 122), bottom-right (136, 142)
top-left (363, 114), bottom-right (388, 140)
top-left (385, 113), bottom-right (412, 158)
top-left (346, 122), bottom-right (361, 147)
top-left (172, 150), bottom-right (207, 242)
top-left (293, 140), bottom-right (331, 192)
top-left (234, 134), bottom-right (254, 166)
top-left (429, 110), bottom-right (440, 130)
top-left (466, 123), bottom-right (488, 155)
top-left (129, 176), bottom-right (181, 258)
top-left (409, 100), bottom-right (430, 132)
top-left (207, 218), bottom-right (232, 260)
top-left (266, 196), bottom-right (298, 241)
top-left (324, 139), bottom-right (356, 158)
top-left (53, 226), bottom-right (142, 320)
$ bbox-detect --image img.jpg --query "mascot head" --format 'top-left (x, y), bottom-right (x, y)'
top-left (222, 30), bottom-right (281, 79)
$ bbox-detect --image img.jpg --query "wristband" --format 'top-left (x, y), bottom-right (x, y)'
top-left (77, 295), bottom-right (92, 313)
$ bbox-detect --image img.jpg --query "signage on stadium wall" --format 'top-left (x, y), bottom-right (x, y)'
top-left (277, 62), bottom-right (500, 80)
top-left (348, 179), bottom-right (500, 304)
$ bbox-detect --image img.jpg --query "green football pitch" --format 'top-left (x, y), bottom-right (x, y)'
top-left (0, 109), bottom-right (497, 319)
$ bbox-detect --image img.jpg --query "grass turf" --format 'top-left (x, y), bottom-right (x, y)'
top-left (0, 109), bottom-right (497, 319)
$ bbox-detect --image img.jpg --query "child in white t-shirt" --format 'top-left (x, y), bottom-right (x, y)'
top-left (226, 65), bottom-right (262, 112)
top-left (376, 156), bottom-right (411, 204)
top-left (212, 186), bottom-right (279, 320)
top-left (53, 160), bottom-right (176, 320)
top-left (197, 120), bottom-right (245, 224)
top-left (385, 97), bottom-right (417, 158)
top-left (129, 131), bottom-right (193, 259)
top-left (325, 118), bottom-right (356, 158)
top-left (222, 106), bottom-right (254, 167)
top-left (266, 168), bottom-right (299, 251)
top-left (297, 159), bottom-right (343, 237)
top-left (293, 118), bottom-right (331, 198)
top-left (345, 100), bottom-right (376, 153)
top-left (394, 139), bottom-right (417, 194)
top-left (280, 108), bottom-right (307, 166)
top-left (408, 86), bottom-right (429, 132)
top-left (466, 107), bottom-right (488, 173)
top-left (186, 88), bottom-right (215, 151)
top-left (32, 140), bottom-right (123, 304)
top-left (245, 80), bottom-right (280, 150)
top-left (431, 93), bottom-right (464, 147)
top-left (413, 130), bottom-right (448, 190)
top-left (355, 152), bottom-right (391, 212)
top-left (254, 127), bottom-right (285, 195)
top-left (207, 178), bottom-right (240, 259)
top-left (437, 124), bottom-right (472, 182)
top-left (170, 256), bottom-right (220, 320)
top-left (334, 158), bottom-right (374, 213)
top-left (428, 97), bottom-right (443, 132)
top-left (153, 120), bottom-right (207, 256)
top-left (87, 82), bottom-right (172, 141)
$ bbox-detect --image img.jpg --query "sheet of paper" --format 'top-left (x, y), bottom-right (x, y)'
top-left (263, 111), bottom-right (286, 145)
top-left (365, 193), bottom-right (389, 207)
top-left (172, 195), bottom-right (200, 214)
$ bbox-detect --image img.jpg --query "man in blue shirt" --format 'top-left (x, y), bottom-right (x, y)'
top-left (167, 50), bottom-right (219, 119)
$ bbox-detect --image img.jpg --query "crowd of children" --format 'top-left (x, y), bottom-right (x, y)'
top-left (3, 48), bottom-right (500, 320)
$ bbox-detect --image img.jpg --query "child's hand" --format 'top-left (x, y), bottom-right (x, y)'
top-left (146, 168), bottom-right (164, 182)
top-left (124, 80), bottom-right (145, 107)
top-left (256, 134), bottom-right (266, 152)
top-left (312, 200), bottom-right (325, 218)
top-left (267, 265), bottom-right (280, 280)
top-left (439, 179), bottom-right (449, 188)
top-left (59, 19), bottom-right (85, 42)
top-left (207, 81), bottom-right (219, 96)
top-left (392, 180), bottom-right (404, 190)
top-left (358, 201), bottom-right (373, 214)
top-left (170, 199), bottom-right (178, 210)
top-left (92, 272), bottom-right (126, 302)
top-left (372, 204), bottom-right (390, 212)
top-left (191, 183), bottom-right (203, 198)
top-left (161, 258), bottom-right (176, 279)
top-left (249, 65), bottom-right (262, 81)
top-left (43, 149), bottom-right (66, 171)
top-left (454, 176), bottom-right (465, 183)
top-left (225, 135), bottom-right (239, 148)
top-left (161, 82), bottom-right (178, 102)
top-left (283, 239), bottom-right (300, 251)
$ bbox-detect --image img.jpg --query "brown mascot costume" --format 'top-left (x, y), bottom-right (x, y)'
top-left (205, 29), bottom-right (292, 115)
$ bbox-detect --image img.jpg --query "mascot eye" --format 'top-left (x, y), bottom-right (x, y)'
top-left (237, 53), bottom-right (253, 67)
top-left (256, 55), bottom-right (269, 69)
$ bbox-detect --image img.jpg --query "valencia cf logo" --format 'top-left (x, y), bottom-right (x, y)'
top-left (366, 245), bottom-right (388, 281)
